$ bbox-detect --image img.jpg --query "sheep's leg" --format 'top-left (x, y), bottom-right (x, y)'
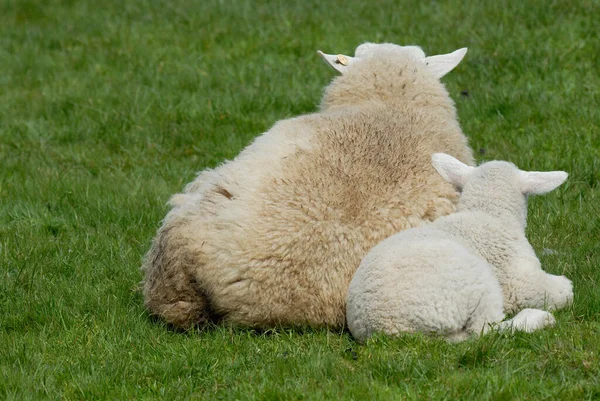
top-left (496, 309), bottom-right (556, 333)
top-left (142, 225), bottom-right (212, 330)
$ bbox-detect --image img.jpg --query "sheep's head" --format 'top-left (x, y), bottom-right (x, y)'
top-left (318, 43), bottom-right (467, 79)
top-left (318, 42), bottom-right (468, 110)
top-left (431, 153), bottom-right (568, 226)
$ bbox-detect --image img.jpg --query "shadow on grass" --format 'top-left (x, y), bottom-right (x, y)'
top-left (143, 308), bottom-right (351, 339)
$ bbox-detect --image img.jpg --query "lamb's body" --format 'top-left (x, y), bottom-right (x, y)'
top-left (347, 155), bottom-right (573, 342)
top-left (348, 237), bottom-right (505, 341)
top-left (142, 44), bottom-right (474, 329)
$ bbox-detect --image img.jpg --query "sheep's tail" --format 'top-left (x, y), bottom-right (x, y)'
top-left (142, 225), bottom-right (213, 330)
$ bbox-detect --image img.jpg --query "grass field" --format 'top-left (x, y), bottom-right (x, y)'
top-left (1, 0), bottom-right (599, 399)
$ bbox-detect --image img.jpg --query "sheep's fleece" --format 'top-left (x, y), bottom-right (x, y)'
top-left (142, 43), bottom-right (474, 329)
top-left (346, 154), bottom-right (573, 342)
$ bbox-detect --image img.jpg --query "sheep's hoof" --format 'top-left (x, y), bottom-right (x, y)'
top-left (155, 301), bottom-right (209, 330)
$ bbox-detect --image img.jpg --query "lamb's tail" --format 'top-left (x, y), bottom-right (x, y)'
top-left (142, 224), bottom-right (212, 330)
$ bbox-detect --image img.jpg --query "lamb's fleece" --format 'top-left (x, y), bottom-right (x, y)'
top-left (347, 153), bottom-right (573, 342)
top-left (142, 43), bottom-right (474, 329)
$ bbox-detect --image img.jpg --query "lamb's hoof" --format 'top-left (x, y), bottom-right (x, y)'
top-left (548, 275), bottom-right (574, 310)
top-left (509, 309), bottom-right (556, 333)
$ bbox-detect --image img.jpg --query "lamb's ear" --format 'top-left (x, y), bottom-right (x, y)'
top-left (424, 48), bottom-right (467, 79)
top-left (431, 153), bottom-right (475, 189)
top-left (518, 171), bottom-right (568, 195)
top-left (317, 50), bottom-right (355, 74)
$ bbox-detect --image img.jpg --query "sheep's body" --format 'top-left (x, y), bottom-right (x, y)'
top-left (142, 44), bottom-right (474, 329)
top-left (347, 155), bottom-right (573, 342)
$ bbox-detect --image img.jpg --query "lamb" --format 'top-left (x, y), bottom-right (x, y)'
top-left (142, 43), bottom-right (475, 330)
top-left (346, 153), bottom-right (573, 342)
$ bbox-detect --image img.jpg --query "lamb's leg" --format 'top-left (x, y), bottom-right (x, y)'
top-left (501, 254), bottom-right (573, 314)
top-left (463, 288), bottom-right (506, 338)
top-left (542, 273), bottom-right (573, 310)
top-left (445, 275), bottom-right (506, 342)
top-left (496, 309), bottom-right (556, 333)
top-left (450, 308), bottom-right (556, 340)
top-left (142, 225), bottom-right (212, 330)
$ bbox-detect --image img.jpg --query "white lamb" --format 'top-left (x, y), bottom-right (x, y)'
top-left (142, 43), bottom-right (475, 330)
top-left (347, 153), bottom-right (573, 342)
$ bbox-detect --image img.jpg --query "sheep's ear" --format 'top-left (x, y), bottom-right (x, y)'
top-left (424, 48), bottom-right (468, 79)
top-left (431, 153), bottom-right (475, 189)
top-left (317, 50), bottom-right (355, 74)
top-left (518, 171), bottom-right (568, 195)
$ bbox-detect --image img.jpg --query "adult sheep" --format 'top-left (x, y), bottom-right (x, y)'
top-left (142, 42), bottom-right (474, 330)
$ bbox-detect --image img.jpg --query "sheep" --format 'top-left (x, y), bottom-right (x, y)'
top-left (346, 153), bottom-right (573, 342)
top-left (142, 43), bottom-right (475, 330)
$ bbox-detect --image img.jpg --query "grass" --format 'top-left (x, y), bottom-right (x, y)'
top-left (1, 0), bottom-right (599, 399)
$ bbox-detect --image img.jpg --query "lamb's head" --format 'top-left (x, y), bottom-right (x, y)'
top-left (431, 153), bottom-right (568, 227)
top-left (318, 42), bottom-right (467, 109)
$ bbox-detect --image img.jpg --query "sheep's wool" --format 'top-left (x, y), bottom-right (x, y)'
top-left (142, 43), bottom-right (474, 329)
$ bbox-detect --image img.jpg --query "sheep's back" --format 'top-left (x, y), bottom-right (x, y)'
top-left (160, 104), bottom-right (469, 327)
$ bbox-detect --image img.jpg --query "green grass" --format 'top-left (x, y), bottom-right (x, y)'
top-left (1, 0), bottom-right (599, 399)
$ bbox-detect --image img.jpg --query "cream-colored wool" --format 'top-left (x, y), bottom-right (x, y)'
top-left (142, 43), bottom-right (474, 329)
top-left (346, 154), bottom-right (572, 342)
